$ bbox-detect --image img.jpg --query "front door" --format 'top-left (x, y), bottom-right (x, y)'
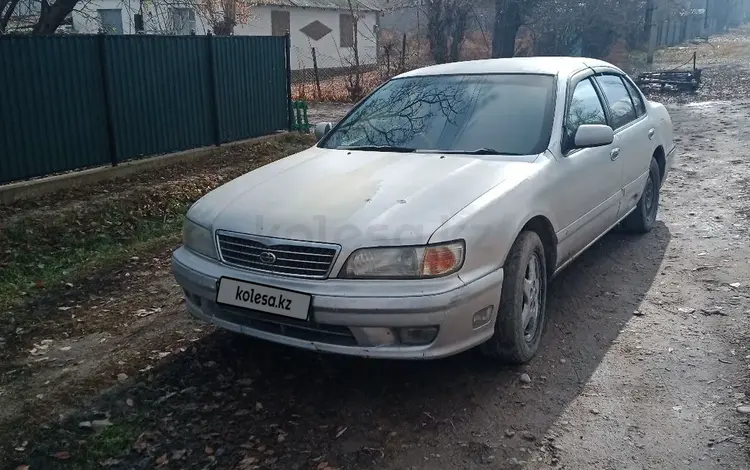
top-left (553, 76), bottom-right (624, 266)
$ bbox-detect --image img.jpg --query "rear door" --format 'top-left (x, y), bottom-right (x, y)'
top-left (553, 74), bottom-right (624, 266)
top-left (593, 72), bottom-right (654, 218)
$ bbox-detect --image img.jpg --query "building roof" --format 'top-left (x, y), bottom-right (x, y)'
top-left (369, 0), bottom-right (420, 10)
top-left (399, 56), bottom-right (617, 78)
top-left (256, 0), bottom-right (382, 11)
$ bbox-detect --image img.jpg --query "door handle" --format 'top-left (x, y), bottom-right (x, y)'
top-left (648, 128), bottom-right (655, 140)
top-left (610, 148), bottom-right (620, 161)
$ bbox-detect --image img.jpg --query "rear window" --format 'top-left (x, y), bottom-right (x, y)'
top-left (320, 74), bottom-right (556, 156)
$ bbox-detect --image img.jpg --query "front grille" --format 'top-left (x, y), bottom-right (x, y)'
top-left (217, 232), bottom-right (339, 279)
top-left (217, 305), bottom-right (358, 346)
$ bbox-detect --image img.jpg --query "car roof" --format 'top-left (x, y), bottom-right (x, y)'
top-left (396, 56), bottom-right (617, 79)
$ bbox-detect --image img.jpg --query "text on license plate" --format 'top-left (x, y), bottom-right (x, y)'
top-left (216, 278), bottom-right (311, 320)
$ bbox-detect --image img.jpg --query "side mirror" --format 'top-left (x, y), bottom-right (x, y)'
top-left (573, 124), bottom-right (614, 149)
top-left (314, 122), bottom-right (333, 141)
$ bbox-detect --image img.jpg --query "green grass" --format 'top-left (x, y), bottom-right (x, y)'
top-left (0, 135), bottom-right (315, 316)
top-left (0, 204), bottom-right (187, 314)
top-left (77, 420), bottom-right (146, 467)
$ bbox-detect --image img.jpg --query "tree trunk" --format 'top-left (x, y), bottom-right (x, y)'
top-left (643, 0), bottom-right (654, 42)
top-left (448, 8), bottom-right (468, 62)
top-left (346, 0), bottom-right (362, 100)
top-left (492, 0), bottom-right (522, 58)
top-left (0, 0), bottom-right (20, 33)
top-left (428, 0), bottom-right (448, 63)
top-left (32, 0), bottom-right (77, 34)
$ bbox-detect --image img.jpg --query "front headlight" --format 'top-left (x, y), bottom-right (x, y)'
top-left (340, 240), bottom-right (465, 279)
top-left (183, 219), bottom-right (218, 259)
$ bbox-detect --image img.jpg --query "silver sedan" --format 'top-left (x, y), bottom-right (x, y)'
top-left (172, 56), bottom-right (675, 363)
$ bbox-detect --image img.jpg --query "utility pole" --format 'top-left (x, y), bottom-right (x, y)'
top-left (647, 0), bottom-right (659, 65)
top-left (704, 0), bottom-right (710, 31)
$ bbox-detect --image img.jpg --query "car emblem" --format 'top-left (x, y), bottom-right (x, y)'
top-left (259, 251), bottom-right (277, 265)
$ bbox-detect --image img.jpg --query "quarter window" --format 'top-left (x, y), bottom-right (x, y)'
top-left (565, 78), bottom-right (607, 147)
top-left (596, 74), bottom-right (637, 129)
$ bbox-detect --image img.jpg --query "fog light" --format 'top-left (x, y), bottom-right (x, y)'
top-left (472, 306), bottom-right (494, 329)
top-left (398, 327), bottom-right (439, 345)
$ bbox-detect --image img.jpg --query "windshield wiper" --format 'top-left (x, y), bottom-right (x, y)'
top-left (339, 145), bottom-right (416, 153)
top-left (423, 148), bottom-right (522, 156)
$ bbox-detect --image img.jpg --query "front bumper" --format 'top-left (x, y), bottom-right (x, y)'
top-left (172, 247), bottom-right (503, 359)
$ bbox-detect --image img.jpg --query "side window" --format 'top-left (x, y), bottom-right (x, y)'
top-left (622, 76), bottom-right (647, 117)
top-left (596, 74), bottom-right (637, 129)
top-left (565, 78), bottom-right (607, 147)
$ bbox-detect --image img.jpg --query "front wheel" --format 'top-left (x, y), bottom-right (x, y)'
top-left (622, 158), bottom-right (661, 234)
top-left (481, 231), bottom-right (547, 364)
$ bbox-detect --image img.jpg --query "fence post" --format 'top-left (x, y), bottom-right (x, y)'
top-left (311, 47), bottom-right (321, 100)
top-left (206, 32), bottom-right (221, 146)
top-left (295, 101), bottom-right (303, 132)
top-left (285, 32), bottom-right (293, 132)
top-left (98, 32), bottom-right (118, 167)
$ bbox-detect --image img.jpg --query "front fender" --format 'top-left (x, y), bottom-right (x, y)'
top-left (428, 177), bottom-right (557, 285)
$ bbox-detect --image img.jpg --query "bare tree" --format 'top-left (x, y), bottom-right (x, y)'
top-left (0, 0), bottom-right (256, 35)
top-left (427, 0), bottom-right (472, 63)
top-left (491, 0), bottom-right (539, 58)
top-left (517, 0), bottom-right (653, 59)
top-left (0, 0), bottom-right (79, 34)
top-left (196, 0), bottom-right (256, 35)
top-left (345, 0), bottom-right (362, 101)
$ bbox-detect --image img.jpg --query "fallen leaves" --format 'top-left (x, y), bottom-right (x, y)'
top-left (133, 432), bottom-right (160, 453)
top-left (135, 307), bottom-right (162, 318)
top-left (53, 450), bottom-right (71, 460)
top-left (701, 306), bottom-right (727, 316)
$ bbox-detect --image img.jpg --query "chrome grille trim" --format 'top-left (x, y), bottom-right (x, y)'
top-left (216, 231), bottom-right (341, 279)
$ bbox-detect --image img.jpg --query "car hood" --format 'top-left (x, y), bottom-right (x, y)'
top-left (188, 146), bottom-right (537, 246)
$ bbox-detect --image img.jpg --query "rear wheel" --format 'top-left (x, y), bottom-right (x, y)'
top-left (481, 231), bottom-right (547, 364)
top-left (622, 158), bottom-right (661, 233)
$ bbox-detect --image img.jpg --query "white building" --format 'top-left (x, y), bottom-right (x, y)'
top-left (238, 0), bottom-right (380, 70)
top-left (70, 1), bottom-right (210, 36)
top-left (69, 0), bottom-right (380, 70)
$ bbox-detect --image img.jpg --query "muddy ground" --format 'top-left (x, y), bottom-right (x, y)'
top-left (2, 30), bottom-right (750, 470)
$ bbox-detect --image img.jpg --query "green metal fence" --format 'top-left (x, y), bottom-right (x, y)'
top-left (0, 34), bottom-right (291, 185)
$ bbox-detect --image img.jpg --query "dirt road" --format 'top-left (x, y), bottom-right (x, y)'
top-left (2, 31), bottom-right (750, 470)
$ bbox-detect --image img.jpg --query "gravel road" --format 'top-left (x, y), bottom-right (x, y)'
top-left (2, 30), bottom-right (750, 470)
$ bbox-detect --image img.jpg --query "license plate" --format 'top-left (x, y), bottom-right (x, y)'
top-left (216, 278), bottom-right (311, 320)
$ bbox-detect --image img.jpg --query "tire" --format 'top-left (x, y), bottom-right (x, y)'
top-left (622, 158), bottom-right (661, 234)
top-left (481, 231), bottom-right (547, 364)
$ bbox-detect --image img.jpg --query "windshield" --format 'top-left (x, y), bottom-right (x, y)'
top-left (320, 74), bottom-right (556, 156)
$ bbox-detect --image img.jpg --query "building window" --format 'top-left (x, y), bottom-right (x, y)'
top-left (172, 8), bottom-right (196, 35)
top-left (340, 13), bottom-right (354, 47)
top-left (271, 10), bottom-right (290, 36)
top-left (98, 9), bottom-right (123, 34)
